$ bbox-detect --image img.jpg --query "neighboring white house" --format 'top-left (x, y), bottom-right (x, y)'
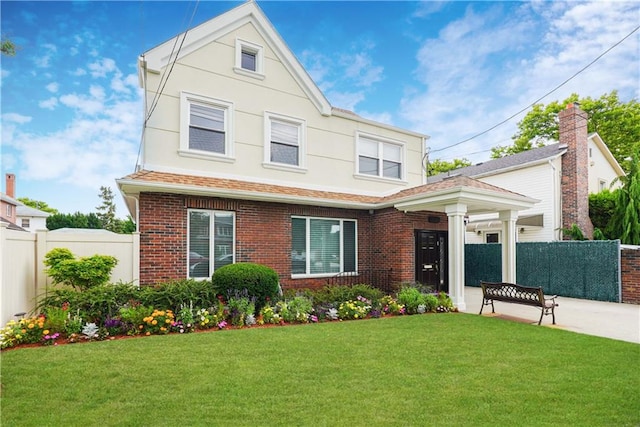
top-left (16, 204), bottom-right (50, 232)
top-left (430, 106), bottom-right (625, 243)
top-left (117, 1), bottom-right (538, 310)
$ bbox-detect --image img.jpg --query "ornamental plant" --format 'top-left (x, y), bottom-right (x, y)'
top-left (378, 295), bottom-right (404, 316)
top-left (212, 262), bottom-right (279, 311)
top-left (397, 286), bottom-right (427, 314)
top-left (142, 309), bottom-right (175, 335)
top-left (337, 296), bottom-right (371, 320)
top-left (44, 248), bottom-right (118, 291)
top-left (284, 296), bottom-right (314, 323)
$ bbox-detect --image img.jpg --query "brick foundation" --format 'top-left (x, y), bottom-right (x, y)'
top-left (621, 248), bottom-right (640, 304)
top-left (138, 193), bottom-right (448, 290)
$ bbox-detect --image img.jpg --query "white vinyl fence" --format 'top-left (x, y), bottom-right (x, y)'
top-left (0, 223), bottom-right (139, 326)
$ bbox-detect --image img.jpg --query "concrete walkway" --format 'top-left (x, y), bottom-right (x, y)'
top-left (462, 286), bottom-right (640, 344)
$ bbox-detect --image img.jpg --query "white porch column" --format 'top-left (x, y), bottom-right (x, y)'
top-left (499, 210), bottom-right (518, 283)
top-left (445, 203), bottom-right (467, 311)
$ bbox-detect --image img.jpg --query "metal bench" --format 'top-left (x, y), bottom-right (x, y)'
top-left (480, 281), bottom-right (558, 325)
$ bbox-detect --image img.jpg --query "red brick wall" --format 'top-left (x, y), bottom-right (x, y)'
top-left (138, 192), bottom-right (448, 290)
top-left (621, 248), bottom-right (640, 304)
top-left (559, 104), bottom-right (594, 239)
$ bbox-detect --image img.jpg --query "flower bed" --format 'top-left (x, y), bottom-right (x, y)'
top-left (0, 283), bottom-right (455, 350)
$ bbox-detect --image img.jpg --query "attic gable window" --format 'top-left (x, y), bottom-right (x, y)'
top-left (234, 39), bottom-right (264, 80)
top-left (264, 112), bottom-right (306, 171)
top-left (356, 133), bottom-right (405, 181)
top-left (179, 92), bottom-right (234, 161)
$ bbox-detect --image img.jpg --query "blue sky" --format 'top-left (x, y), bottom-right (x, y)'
top-left (1, 1), bottom-right (639, 218)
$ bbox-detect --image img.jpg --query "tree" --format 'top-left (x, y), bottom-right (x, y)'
top-left (1, 36), bottom-right (16, 56)
top-left (492, 91), bottom-right (640, 174)
top-left (609, 148), bottom-right (640, 245)
top-left (427, 158), bottom-right (472, 176)
top-left (17, 197), bottom-right (59, 214)
top-left (47, 212), bottom-right (102, 230)
top-left (96, 186), bottom-right (117, 232)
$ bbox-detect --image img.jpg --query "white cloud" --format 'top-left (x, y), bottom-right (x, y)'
top-left (46, 82), bottom-right (59, 93)
top-left (2, 113), bottom-right (32, 124)
top-left (88, 58), bottom-right (116, 77)
top-left (39, 97), bottom-right (58, 110)
top-left (342, 52), bottom-right (384, 88)
top-left (399, 1), bottom-right (639, 163)
top-left (34, 43), bottom-right (57, 68)
top-left (59, 86), bottom-right (105, 116)
top-left (71, 68), bottom-right (87, 77)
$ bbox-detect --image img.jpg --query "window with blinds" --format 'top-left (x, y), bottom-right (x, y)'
top-left (357, 135), bottom-right (403, 179)
top-left (189, 103), bottom-right (225, 154)
top-left (188, 210), bottom-right (235, 279)
top-left (291, 217), bottom-right (357, 276)
top-left (270, 120), bottom-right (299, 166)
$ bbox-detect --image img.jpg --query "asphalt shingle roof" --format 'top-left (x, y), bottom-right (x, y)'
top-left (428, 143), bottom-right (566, 183)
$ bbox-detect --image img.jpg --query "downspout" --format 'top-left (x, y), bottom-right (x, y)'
top-left (548, 159), bottom-right (560, 240)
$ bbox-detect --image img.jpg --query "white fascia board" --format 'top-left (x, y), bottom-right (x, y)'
top-left (393, 186), bottom-right (538, 213)
top-left (589, 133), bottom-right (626, 177)
top-left (142, 1), bottom-right (332, 117)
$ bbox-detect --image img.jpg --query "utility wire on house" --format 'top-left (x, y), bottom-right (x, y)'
top-left (135, 0), bottom-right (200, 171)
top-left (430, 24), bottom-right (640, 155)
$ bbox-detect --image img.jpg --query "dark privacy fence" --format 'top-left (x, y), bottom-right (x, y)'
top-left (465, 241), bottom-right (620, 302)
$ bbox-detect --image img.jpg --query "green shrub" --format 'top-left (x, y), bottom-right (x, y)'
top-left (137, 279), bottom-right (218, 312)
top-left (44, 248), bottom-right (118, 291)
top-left (313, 284), bottom-right (383, 305)
top-left (37, 282), bottom-right (139, 324)
top-left (396, 287), bottom-right (426, 315)
top-left (212, 263), bottom-right (279, 310)
top-left (424, 294), bottom-right (439, 312)
top-left (284, 296), bottom-right (314, 323)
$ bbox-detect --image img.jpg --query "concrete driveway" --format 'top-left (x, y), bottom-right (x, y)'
top-left (462, 286), bottom-right (640, 344)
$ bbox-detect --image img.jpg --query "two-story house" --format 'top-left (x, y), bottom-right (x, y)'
top-left (117, 1), bottom-right (537, 310)
top-left (430, 104), bottom-right (625, 243)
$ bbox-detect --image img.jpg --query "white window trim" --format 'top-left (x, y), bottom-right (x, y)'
top-left (263, 112), bottom-right (307, 172)
top-left (179, 91), bottom-right (235, 161)
top-left (354, 132), bottom-right (407, 182)
top-left (187, 209), bottom-right (236, 280)
top-left (234, 38), bottom-right (265, 80)
top-left (484, 231), bottom-right (501, 244)
top-left (291, 216), bottom-right (357, 279)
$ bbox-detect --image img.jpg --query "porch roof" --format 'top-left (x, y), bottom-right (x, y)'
top-left (117, 170), bottom-right (538, 215)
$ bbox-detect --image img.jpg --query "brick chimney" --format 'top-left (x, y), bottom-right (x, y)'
top-left (559, 103), bottom-right (593, 239)
top-left (5, 173), bottom-right (15, 198)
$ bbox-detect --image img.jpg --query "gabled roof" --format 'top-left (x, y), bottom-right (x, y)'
top-left (429, 143), bottom-right (567, 183)
top-left (16, 204), bottom-right (51, 218)
top-left (140, 1), bottom-right (331, 116)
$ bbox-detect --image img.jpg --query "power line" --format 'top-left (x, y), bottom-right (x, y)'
top-left (430, 24), bottom-right (640, 155)
top-left (135, 0), bottom-right (200, 171)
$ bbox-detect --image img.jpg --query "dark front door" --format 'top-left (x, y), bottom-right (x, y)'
top-left (415, 230), bottom-right (448, 292)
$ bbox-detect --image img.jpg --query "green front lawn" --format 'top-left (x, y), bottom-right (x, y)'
top-left (2, 314), bottom-right (638, 426)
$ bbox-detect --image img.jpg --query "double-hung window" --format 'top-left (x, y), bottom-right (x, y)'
top-left (188, 210), bottom-right (235, 279)
top-left (265, 113), bottom-right (305, 169)
top-left (180, 92), bottom-right (234, 159)
top-left (291, 217), bottom-right (356, 276)
top-left (357, 134), bottom-right (404, 180)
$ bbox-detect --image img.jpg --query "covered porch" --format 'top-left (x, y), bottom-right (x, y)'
top-left (391, 176), bottom-right (538, 311)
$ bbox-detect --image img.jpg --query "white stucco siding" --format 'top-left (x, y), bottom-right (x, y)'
top-left (466, 160), bottom-right (561, 242)
top-left (140, 22), bottom-right (426, 196)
